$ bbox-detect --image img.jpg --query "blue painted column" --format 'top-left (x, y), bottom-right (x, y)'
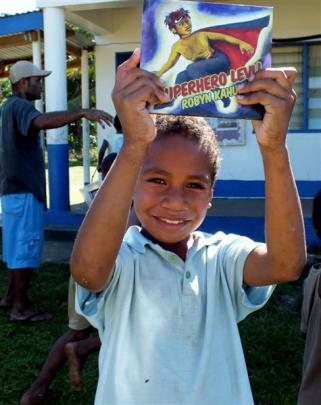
top-left (43, 7), bottom-right (70, 212)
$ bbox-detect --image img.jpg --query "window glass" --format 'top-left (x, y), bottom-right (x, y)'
top-left (272, 45), bottom-right (303, 130)
top-left (272, 43), bottom-right (321, 131)
top-left (309, 45), bottom-right (321, 129)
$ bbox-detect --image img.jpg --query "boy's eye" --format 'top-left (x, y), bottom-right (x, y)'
top-left (147, 178), bottom-right (166, 185)
top-left (187, 182), bottom-right (205, 190)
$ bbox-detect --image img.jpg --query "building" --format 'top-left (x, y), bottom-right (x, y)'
top-left (1, 0), bottom-right (320, 244)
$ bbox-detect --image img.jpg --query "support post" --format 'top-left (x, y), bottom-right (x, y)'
top-left (43, 7), bottom-right (69, 212)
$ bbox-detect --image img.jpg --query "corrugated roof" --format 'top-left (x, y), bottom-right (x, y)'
top-left (0, 11), bottom-right (94, 78)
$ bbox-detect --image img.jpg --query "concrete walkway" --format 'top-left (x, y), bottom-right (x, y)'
top-left (42, 238), bottom-right (75, 264)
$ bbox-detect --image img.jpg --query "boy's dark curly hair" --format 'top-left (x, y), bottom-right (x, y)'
top-left (164, 8), bottom-right (190, 30)
top-left (155, 115), bottom-right (220, 184)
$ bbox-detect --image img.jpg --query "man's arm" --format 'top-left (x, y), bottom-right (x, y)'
top-left (237, 68), bottom-right (306, 286)
top-left (31, 108), bottom-right (113, 131)
top-left (207, 32), bottom-right (254, 54)
top-left (70, 49), bottom-right (169, 292)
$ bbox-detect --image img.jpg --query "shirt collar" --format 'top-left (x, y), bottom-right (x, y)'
top-left (124, 226), bottom-right (226, 255)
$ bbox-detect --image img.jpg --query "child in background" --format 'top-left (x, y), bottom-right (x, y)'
top-left (71, 49), bottom-right (306, 404)
top-left (113, 115), bottom-right (124, 153)
top-left (298, 189), bottom-right (321, 405)
top-left (20, 152), bottom-right (118, 404)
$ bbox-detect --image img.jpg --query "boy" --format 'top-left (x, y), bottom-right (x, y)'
top-left (155, 8), bottom-right (253, 80)
top-left (71, 49), bottom-right (306, 404)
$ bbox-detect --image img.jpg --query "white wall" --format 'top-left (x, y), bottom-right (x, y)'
top-left (287, 133), bottom-right (321, 181)
top-left (94, 7), bottom-right (141, 149)
top-left (95, 42), bottom-right (139, 150)
top-left (92, 1), bottom-right (321, 185)
top-left (219, 125), bottom-right (321, 181)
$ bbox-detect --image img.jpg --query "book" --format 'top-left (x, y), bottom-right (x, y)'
top-left (140, 0), bottom-right (273, 120)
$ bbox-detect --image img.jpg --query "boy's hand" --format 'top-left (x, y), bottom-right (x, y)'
top-left (112, 48), bottom-right (170, 145)
top-left (236, 68), bottom-right (297, 152)
top-left (239, 41), bottom-right (254, 54)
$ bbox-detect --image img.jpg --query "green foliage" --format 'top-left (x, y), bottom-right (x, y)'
top-left (0, 261), bottom-right (306, 404)
top-left (0, 78), bottom-right (11, 104)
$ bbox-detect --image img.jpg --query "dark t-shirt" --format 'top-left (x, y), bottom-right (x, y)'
top-left (0, 95), bottom-right (45, 202)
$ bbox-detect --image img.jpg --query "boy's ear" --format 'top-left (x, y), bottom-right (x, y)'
top-left (170, 28), bottom-right (177, 34)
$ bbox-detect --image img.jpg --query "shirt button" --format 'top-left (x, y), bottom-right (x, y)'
top-left (185, 271), bottom-right (191, 279)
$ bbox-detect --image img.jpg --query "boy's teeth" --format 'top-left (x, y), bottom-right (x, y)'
top-left (161, 218), bottom-right (182, 224)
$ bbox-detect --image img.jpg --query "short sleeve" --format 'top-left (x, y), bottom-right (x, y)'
top-left (75, 241), bottom-right (135, 336)
top-left (215, 233), bottom-right (275, 322)
top-left (11, 98), bottom-right (41, 136)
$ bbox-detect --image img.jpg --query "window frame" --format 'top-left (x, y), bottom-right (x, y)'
top-left (272, 40), bottom-right (321, 133)
top-left (115, 52), bottom-right (133, 71)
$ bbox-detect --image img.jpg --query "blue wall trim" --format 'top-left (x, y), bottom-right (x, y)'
top-left (200, 216), bottom-right (318, 247)
top-left (44, 210), bottom-right (84, 228)
top-left (214, 180), bottom-right (321, 198)
top-left (47, 144), bottom-right (70, 211)
top-left (0, 11), bottom-right (43, 36)
top-left (42, 211), bottom-right (318, 248)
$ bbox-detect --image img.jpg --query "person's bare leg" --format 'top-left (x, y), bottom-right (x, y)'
top-left (65, 335), bottom-right (101, 390)
top-left (9, 269), bottom-right (51, 321)
top-left (20, 327), bottom-right (92, 405)
top-left (0, 270), bottom-right (15, 308)
top-left (12, 268), bottom-right (33, 310)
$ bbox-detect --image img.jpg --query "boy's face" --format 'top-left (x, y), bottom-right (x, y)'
top-left (173, 16), bottom-right (192, 37)
top-left (133, 135), bottom-right (213, 250)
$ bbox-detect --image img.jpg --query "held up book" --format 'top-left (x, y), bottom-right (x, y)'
top-left (140, 0), bottom-right (273, 119)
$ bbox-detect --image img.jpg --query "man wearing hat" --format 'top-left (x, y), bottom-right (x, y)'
top-left (0, 60), bottom-right (113, 322)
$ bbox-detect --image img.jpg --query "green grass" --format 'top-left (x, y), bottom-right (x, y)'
top-left (0, 261), bottom-right (307, 404)
top-left (0, 262), bottom-right (97, 405)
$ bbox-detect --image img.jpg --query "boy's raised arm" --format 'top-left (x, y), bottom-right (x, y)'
top-left (70, 49), bottom-right (170, 292)
top-left (237, 68), bottom-right (306, 286)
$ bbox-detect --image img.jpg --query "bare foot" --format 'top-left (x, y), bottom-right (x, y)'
top-left (10, 308), bottom-right (52, 322)
top-left (65, 342), bottom-right (83, 390)
top-left (20, 386), bottom-right (47, 405)
top-left (20, 387), bottom-right (60, 405)
top-left (0, 297), bottom-right (13, 309)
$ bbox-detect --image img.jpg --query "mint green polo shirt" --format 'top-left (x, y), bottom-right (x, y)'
top-left (76, 227), bottom-right (274, 404)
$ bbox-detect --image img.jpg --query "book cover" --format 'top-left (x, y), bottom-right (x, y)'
top-left (141, 0), bottom-right (273, 119)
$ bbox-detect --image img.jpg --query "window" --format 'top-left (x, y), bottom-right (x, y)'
top-left (272, 42), bottom-right (321, 131)
top-left (115, 52), bottom-right (133, 70)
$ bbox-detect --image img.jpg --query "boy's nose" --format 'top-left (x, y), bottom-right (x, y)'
top-left (161, 188), bottom-right (187, 211)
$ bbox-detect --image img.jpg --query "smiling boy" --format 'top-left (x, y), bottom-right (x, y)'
top-left (71, 49), bottom-right (306, 404)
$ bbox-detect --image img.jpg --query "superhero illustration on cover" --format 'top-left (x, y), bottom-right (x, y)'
top-left (141, 0), bottom-right (273, 119)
